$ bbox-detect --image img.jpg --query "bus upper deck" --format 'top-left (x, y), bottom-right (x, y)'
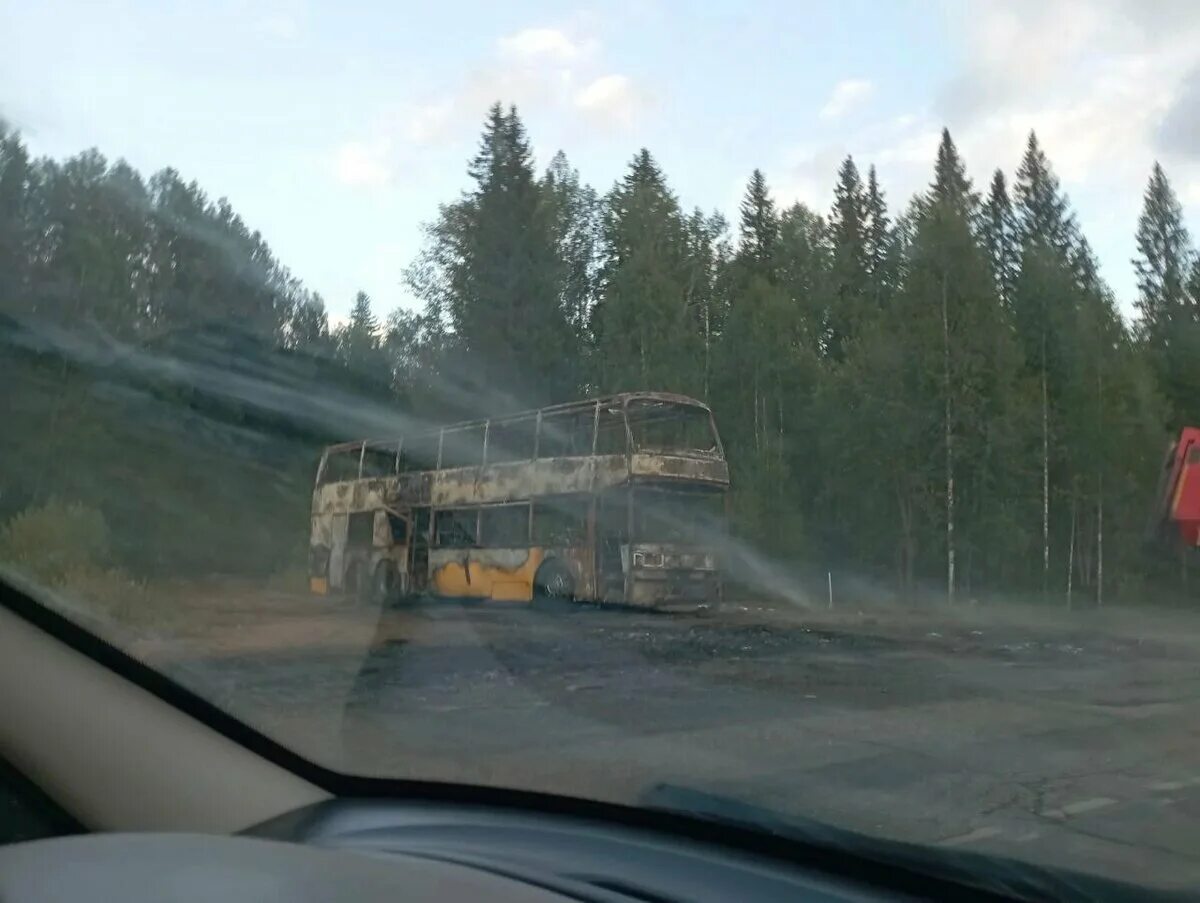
top-left (314, 391), bottom-right (728, 509)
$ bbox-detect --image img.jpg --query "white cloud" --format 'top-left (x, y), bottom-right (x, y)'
top-left (819, 79), bottom-right (874, 120)
top-left (780, 0), bottom-right (1200, 229)
top-left (573, 74), bottom-right (644, 127)
top-left (775, 144), bottom-right (848, 210)
top-left (329, 20), bottom-right (645, 185)
top-left (401, 101), bottom-right (454, 145)
top-left (776, 0), bottom-right (1200, 310)
top-left (497, 27), bottom-right (586, 63)
top-left (935, 0), bottom-right (1200, 172)
top-left (775, 114), bottom-right (937, 213)
top-left (255, 13), bottom-right (301, 41)
top-left (333, 139), bottom-right (392, 188)
top-left (794, 2), bottom-right (1200, 197)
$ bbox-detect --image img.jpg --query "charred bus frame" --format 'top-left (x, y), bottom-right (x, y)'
top-left (309, 392), bottom-right (730, 609)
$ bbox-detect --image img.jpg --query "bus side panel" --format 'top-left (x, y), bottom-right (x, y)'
top-left (328, 513), bottom-right (349, 590)
top-left (428, 548), bottom-right (544, 601)
top-left (557, 544), bottom-right (596, 601)
top-left (309, 514), bottom-right (331, 594)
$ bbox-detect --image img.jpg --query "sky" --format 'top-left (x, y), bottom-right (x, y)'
top-left (5, 0), bottom-right (1200, 322)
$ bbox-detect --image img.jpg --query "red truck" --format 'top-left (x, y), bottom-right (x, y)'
top-left (1151, 427), bottom-right (1200, 548)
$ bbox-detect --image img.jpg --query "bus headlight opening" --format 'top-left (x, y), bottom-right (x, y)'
top-left (633, 550), bottom-right (664, 568)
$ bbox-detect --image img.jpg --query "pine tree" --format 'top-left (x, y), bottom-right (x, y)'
top-left (777, 202), bottom-right (828, 353)
top-left (541, 151), bottom-right (599, 392)
top-left (1134, 163), bottom-right (1192, 349)
top-left (825, 155), bottom-right (869, 359)
top-left (337, 291), bottom-right (379, 364)
top-left (347, 290), bottom-right (378, 340)
top-left (1169, 261), bottom-right (1200, 427)
top-left (593, 149), bottom-right (699, 395)
top-left (542, 150), bottom-right (599, 330)
top-left (142, 166), bottom-right (290, 338)
top-left (713, 171), bottom-right (814, 554)
top-left (724, 170), bottom-right (785, 452)
top-left (334, 290), bottom-right (397, 397)
top-left (0, 126), bottom-right (35, 316)
top-left (738, 169), bottom-right (778, 269)
top-left (467, 102), bottom-right (507, 186)
top-left (863, 165), bottom-right (892, 304)
top-left (1059, 236), bottom-right (1164, 605)
top-left (919, 133), bottom-right (1013, 601)
top-left (682, 207), bottom-right (728, 400)
top-left (416, 104), bottom-right (573, 407)
top-left (930, 129), bottom-right (977, 217)
top-left (1014, 131), bottom-right (1076, 256)
top-left (1010, 134), bottom-right (1090, 596)
top-left (980, 169), bottom-right (1019, 308)
top-left (1132, 163), bottom-right (1200, 431)
top-left (288, 293), bottom-right (332, 352)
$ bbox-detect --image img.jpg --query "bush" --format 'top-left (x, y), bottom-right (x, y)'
top-left (0, 499), bottom-right (111, 586)
top-left (0, 501), bottom-right (165, 628)
top-left (55, 566), bottom-right (153, 626)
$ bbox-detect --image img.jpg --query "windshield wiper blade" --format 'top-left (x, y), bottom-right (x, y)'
top-left (639, 784), bottom-right (1179, 902)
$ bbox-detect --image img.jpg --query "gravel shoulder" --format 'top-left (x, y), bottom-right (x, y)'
top-left (104, 583), bottom-right (1200, 890)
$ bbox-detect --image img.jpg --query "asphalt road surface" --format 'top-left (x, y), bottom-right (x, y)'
top-left (148, 594), bottom-right (1200, 890)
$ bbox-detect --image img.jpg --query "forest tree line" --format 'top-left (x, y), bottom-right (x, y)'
top-left (0, 104), bottom-right (1197, 603)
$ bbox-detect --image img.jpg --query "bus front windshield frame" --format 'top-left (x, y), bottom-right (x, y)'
top-left (625, 400), bottom-right (720, 458)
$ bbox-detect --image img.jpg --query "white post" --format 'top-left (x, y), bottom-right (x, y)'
top-left (827, 571), bottom-right (833, 610)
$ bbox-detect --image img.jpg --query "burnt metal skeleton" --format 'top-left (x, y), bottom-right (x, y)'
top-left (309, 392), bottom-right (729, 609)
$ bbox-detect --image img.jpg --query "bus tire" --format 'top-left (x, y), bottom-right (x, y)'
top-left (533, 560), bottom-right (574, 610)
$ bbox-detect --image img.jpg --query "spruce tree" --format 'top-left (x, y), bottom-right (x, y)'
top-left (738, 169), bottom-right (778, 269)
top-left (347, 290), bottom-right (378, 340)
top-left (713, 170), bottom-right (812, 553)
top-left (288, 293), bottom-right (332, 352)
top-left (1133, 163), bottom-right (1200, 430)
top-left (1134, 162), bottom-right (1192, 349)
top-left (0, 127), bottom-right (35, 317)
top-left (930, 128), bottom-right (977, 217)
top-left (430, 104), bottom-right (573, 406)
top-left (725, 169), bottom-right (786, 452)
top-left (541, 150), bottom-right (599, 337)
top-left (1014, 131), bottom-right (1076, 255)
top-left (777, 202), bottom-right (828, 352)
top-left (863, 167), bottom-right (889, 272)
top-left (682, 207), bottom-right (728, 400)
top-left (919, 133), bottom-right (1016, 601)
top-left (541, 150), bottom-right (598, 393)
top-left (593, 149), bottom-right (699, 395)
top-left (825, 155), bottom-right (869, 359)
top-left (980, 169), bottom-right (1019, 308)
top-left (1010, 134), bottom-right (1088, 595)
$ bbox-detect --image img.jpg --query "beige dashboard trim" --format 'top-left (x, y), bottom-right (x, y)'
top-left (0, 603), bottom-right (329, 833)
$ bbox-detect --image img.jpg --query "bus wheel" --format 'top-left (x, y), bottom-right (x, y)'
top-left (371, 561), bottom-right (399, 607)
top-left (533, 560), bottom-right (574, 610)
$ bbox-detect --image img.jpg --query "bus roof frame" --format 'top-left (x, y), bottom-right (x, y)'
top-left (321, 391), bottom-right (717, 457)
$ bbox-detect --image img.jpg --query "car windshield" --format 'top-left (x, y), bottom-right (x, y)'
top-left (4, 1), bottom-right (1200, 892)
